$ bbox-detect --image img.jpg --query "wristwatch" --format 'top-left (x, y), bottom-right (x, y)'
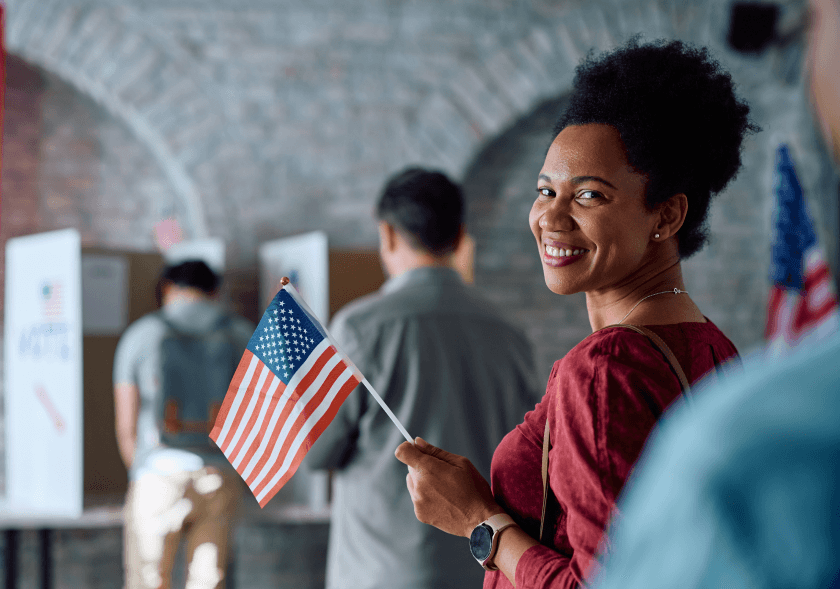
top-left (469, 514), bottom-right (517, 571)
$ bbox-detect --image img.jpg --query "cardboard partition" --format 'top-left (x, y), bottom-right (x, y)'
top-left (328, 249), bottom-right (386, 317)
top-left (81, 248), bottom-right (165, 504)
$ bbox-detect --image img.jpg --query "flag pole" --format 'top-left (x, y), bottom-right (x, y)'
top-left (361, 378), bottom-right (412, 443)
top-left (279, 276), bottom-right (413, 444)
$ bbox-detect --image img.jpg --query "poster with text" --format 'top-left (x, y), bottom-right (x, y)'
top-left (3, 229), bottom-right (83, 517)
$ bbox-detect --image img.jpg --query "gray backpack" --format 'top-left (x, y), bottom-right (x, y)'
top-left (157, 313), bottom-right (241, 451)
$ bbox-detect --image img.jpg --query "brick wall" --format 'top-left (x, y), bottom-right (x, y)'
top-left (1, 0), bottom-right (838, 586)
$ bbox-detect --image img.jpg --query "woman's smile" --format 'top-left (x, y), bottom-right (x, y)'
top-left (542, 241), bottom-right (590, 267)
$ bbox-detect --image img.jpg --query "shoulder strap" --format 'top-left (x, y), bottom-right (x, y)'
top-left (540, 416), bottom-right (551, 542)
top-left (158, 309), bottom-right (233, 337)
top-left (604, 324), bottom-right (691, 393)
top-left (539, 324), bottom-right (690, 543)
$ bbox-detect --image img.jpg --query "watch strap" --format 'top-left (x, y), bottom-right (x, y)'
top-left (482, 514), bottom-right (517, 571)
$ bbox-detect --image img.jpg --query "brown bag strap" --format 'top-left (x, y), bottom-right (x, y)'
top-left (539, 416), bottom-right (551, 542)
top-left (539, 324), bottom-right (690, 543)
top-left (605, 324), bottom-right (691, 393)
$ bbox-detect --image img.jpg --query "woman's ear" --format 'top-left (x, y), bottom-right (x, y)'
top-left (653, 193), bottom-right (688, 240)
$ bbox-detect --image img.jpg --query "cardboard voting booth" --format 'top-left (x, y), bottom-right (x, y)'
top-left (3, 229), bottom-right (389, 517)
top-left (3, 229), bottom-right (164, 517)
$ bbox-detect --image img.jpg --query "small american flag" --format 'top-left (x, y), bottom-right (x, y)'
top-left (211, 283), bottom-right (362, 507)
top-left (41, 282), bottom-right (63, 319)
top-left (765, 144), bottom-right (839, 357)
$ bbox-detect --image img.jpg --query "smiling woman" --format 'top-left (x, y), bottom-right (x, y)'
top-left (395, 38), bottom-right (757, 589)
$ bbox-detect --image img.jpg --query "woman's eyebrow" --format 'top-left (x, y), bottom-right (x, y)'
top-left (538, 173), bottom-right (618, 190)
top-left (570, 175), bottom-right (617, 189)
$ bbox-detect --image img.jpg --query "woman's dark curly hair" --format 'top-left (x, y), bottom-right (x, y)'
top-left (555, 38), bottom-right (759, 258)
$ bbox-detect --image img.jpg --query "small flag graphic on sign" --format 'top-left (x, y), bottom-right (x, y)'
top-left (210, 283), bottom-right (362, 507)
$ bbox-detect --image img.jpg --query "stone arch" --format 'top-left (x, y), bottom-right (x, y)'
top-left (3, 0), bottom-right (254, 239)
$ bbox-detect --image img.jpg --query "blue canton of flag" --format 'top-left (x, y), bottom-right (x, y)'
top-left (770, 144), bottom-right (817, 289)
top-left (248, 290), bottom-right (324, 383)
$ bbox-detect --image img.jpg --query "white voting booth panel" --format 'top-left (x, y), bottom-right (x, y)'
top-left (259, 231), bottom-right (330, 511)
top-left (3, 231), bottom-right (166, 518)
top-left (4, 229), bottom-right (84, 517)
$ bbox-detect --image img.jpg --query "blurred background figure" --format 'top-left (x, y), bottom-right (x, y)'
top-left (590, 0), bottom-right (840, 587)
top-left (306, 167), bottom-right (541, 589)
top-left (113, 260), bottom-right (255, 589)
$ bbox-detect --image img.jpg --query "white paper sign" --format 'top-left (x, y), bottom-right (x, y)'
top-left (82, 255), bottom-right (128, 335)
top-left (3, 229), bottom-right (83, 517)
top-left (259, 231), bottom-right (329, 323)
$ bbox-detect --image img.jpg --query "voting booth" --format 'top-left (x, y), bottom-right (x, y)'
top-left (2, 228), bottom-right (388, 517)
top-left (3, 229), bottom-right (164, 517)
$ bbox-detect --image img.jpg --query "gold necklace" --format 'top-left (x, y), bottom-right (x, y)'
top-left (617, 288), bottom-right (688, 325)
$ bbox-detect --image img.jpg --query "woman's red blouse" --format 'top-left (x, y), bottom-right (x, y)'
top-left (484, 322), bottom-right (739, 589)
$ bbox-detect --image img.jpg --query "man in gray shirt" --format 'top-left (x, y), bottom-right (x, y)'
top-left (307, 168), bottom-right (541, 589)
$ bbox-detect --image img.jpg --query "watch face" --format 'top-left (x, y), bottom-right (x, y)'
top-left (469, 523), bottom-right (493, 561)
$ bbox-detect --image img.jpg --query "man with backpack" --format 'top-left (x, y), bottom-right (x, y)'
top-left (113, 260), bottom-right (254, 589)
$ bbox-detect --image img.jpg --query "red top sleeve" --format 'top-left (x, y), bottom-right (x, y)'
top-left (484, 322), bottom-right (739, 589)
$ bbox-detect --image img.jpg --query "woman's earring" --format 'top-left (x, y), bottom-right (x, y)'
top-left (654, 233), bottom-right (660, 239)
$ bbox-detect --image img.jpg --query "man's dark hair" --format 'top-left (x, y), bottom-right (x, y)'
top-left (161, 260), bottom-right (220, 295)
top-left (554, 37), bottom-right (760, 258)
top-left (376, 167), bottom-right (464, 256)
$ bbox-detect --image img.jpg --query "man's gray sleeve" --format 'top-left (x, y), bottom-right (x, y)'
top-left (304, 314), bottom-right (368, 470)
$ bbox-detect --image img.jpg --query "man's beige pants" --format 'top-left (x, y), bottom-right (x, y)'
top-left (123, 467), bottom-right (242, 589)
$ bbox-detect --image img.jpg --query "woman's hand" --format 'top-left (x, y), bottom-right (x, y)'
top-left (394, 437), bottom-right (504, 537)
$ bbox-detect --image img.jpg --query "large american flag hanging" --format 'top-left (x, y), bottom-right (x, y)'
top-left (765, 144), bottom-right (839, 357)
top-left (211, 283), bottom-right (362, 507)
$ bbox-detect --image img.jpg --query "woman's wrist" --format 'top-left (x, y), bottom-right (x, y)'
top-left (465, 503), bottom-right (507, 537)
